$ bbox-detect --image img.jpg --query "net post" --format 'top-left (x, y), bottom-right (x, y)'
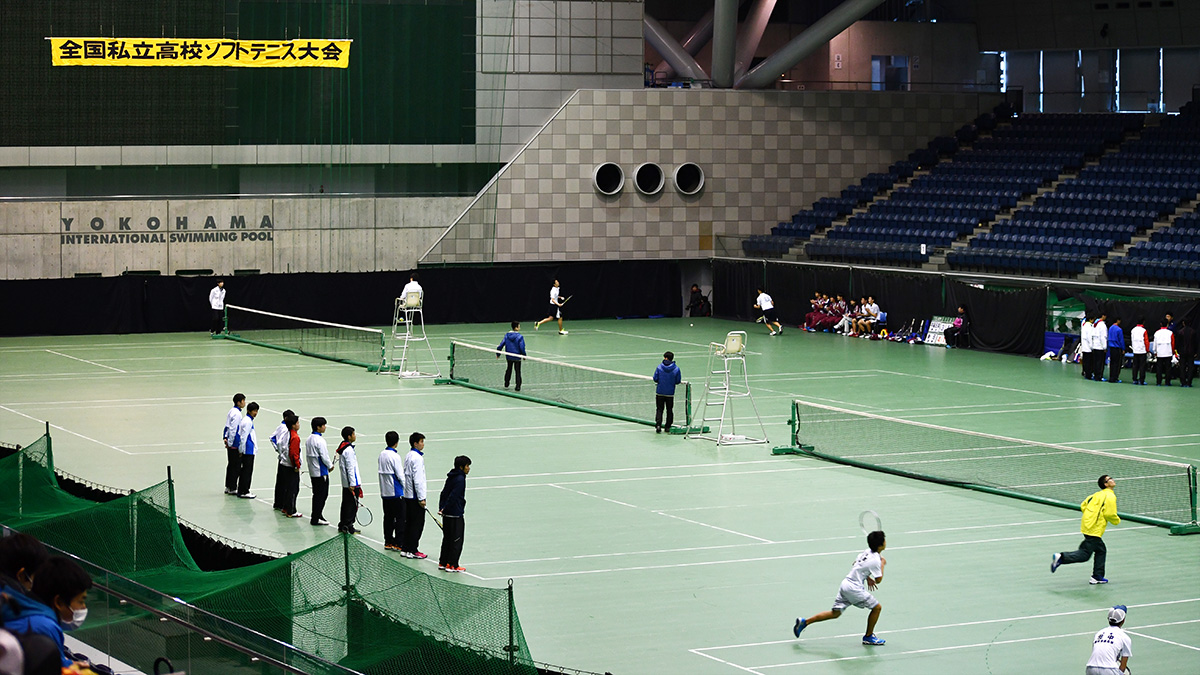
top-left (44, 421), bottom-right (53, 472)
top-left (166, 465), bottom-right (177, 520)
top-left (506, 578), bottom-right (516, 663)
top-left (342, 532), bottom-right (353, 595)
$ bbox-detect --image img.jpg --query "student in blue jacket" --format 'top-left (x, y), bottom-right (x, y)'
top-left (437, 455), bottom-right (472, 573)
top-left (2, 556), bottom-right (92, 669)
top-left (497, 321), bottom-right (527, 392)
top-left (653, 351), bottom-right (683, 433)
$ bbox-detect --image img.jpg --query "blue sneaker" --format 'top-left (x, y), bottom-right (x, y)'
top-left (793, 617), bottom-right (806, 638)
top-left (1051, 553), bottom-right (1062, 573)
top-left (1089, 577), bottom-right (1109, 585)
top-left (862, 634), bottom-right (886, 646)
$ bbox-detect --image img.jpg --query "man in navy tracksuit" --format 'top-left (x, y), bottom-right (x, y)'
top-left (653, 351), bottom-right (682, 434)
top-left (497, 321), bottom-right (526, 392)
top-left (437, 455), bottom-right (471, 572)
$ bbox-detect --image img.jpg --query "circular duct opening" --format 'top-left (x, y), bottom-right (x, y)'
top-left (593, 162), bottom-right (624, 196)
top-left (634, 162), bottom-right (665, 196)
top-left (674, 162), bottom-right (705, 195)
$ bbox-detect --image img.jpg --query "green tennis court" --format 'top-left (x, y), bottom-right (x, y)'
top-left (1, 317), bottom-right (1197, 673)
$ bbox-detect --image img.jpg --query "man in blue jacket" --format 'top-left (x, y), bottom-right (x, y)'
top-left (1107, 318), bottom-right (1125, 384)
top-left (497, 321), bottom-right (526, 392)
top-left (653, 351), bottom-right (683, 433)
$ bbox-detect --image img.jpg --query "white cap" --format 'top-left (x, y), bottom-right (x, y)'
top-left (1108, 605), bottom-right (1127, 624)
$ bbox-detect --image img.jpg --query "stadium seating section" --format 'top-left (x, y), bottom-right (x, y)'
top-left (742, 100), bottom-right (1200, 287)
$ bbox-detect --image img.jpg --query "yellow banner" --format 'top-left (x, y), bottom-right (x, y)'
top-left (50, 38), bottom-right (351, 68)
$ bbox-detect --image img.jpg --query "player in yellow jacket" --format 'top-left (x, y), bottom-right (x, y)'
top-left (1051, 475), bottom-right (1119, 584)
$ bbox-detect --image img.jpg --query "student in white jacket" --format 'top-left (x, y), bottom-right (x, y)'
top-left (234, 402), bottom-right (260, 499)
top-left (223, 393), bottom-right (245, 495)
top-left (336, 426), bottom-right (361, 534)
top-left (400, 432), bottom-right (428, 559)
top-left (305, 417), bottom-right (335, 526)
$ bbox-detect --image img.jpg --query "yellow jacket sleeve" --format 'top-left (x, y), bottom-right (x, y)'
top-left (1079, 488), bottom-right (1119, 537)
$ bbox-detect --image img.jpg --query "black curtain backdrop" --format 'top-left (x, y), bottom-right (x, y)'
top-left (851, 269), bottom-right (942, 332)
top-left (946, 281), bottom-right (1047, 354)
top-left (712, 259), bottom-right (764, 321)
top-left (764, 263), bottom-right (853, 326)
top-left (1, 261), bottom-right (682, 337)
top-left (1061, 289), bottom-right (1200, 335)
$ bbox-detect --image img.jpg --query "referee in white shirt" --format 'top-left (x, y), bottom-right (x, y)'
top-left (1086, 605), bottom-right (1132, 675)
top-left (209, 279), bottom-right (226, 335)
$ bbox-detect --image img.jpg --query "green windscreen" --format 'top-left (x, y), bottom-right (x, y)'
top-left (789, 400), bottom-right (1199, 530)
top-left (448, 340), bottom-right (693, 429)
top-left (0, 433), bottom-right (538, 675)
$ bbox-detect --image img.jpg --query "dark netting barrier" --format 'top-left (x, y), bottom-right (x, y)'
top-left (945, 281), bottom-right (1046, 355)
top-left (0, 433), bottom-right (539, 675)
top-left (763, 263), bottom-right (853, 326)
top-left (788, 400), bottom-right (1199, 534)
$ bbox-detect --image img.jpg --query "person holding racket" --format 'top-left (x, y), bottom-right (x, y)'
top-left (335, 426), bottom-right (362, 535)
top-left (754, 287), bottom-right (783, 336)
top-left (1051, 474), bottom-right (1119, 584)
top-left (1087, 605), bottom-right (1132, 675)
top-left (437, 455), bottom-right (471, 573)
top-left (534, 279), bottom-right (570, 335)
top-left (400, 432), bottom-right (429, 559)
top-left (793, 527), bottom-right (888, 646)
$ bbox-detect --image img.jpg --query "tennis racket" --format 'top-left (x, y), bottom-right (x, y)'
top-left (356, 497), bottom-right (373, 527)
top-left (755, 315), bottom-right (765, 323)
top-left (426, 507), bottom-right (444, 530)
top-left (559, 295), bottom-right (572, 305)
top-left (859, 509), bottom-right (882, 535)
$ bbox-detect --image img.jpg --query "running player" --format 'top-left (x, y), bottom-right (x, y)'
top-left (535, 279), bottom-right (568, 334)
top-left (754, 287), bottom-right (783, 336)
top-left (792, 530), bottom-right (887, 646)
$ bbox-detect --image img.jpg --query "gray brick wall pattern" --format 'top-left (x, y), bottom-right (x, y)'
top-left (424, 89), bottom-right (1003, 263)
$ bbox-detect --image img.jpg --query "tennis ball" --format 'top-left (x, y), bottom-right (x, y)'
top-left (690, 323), bottom-right (694, 327)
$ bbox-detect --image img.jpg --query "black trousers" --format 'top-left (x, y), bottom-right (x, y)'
top-left (310, 476), bottom-right (330, 524)
top-left (1060, 534), bottom-right (1107, 579)
top-left (1180, 354), bottom-right (1196, 386)
top-left (1092, 350), bottom-right (1107, 380)
top-left (1156, 356), bottom-right (1173, 384)
top-left (1108, 347), bottom-right (1124, 383)
top-left (225, 444), bottom-right (240, 492)
top-left (943, 325), bottom-right (966, 347)
top-left (236, 454), bottom-right (255, 496)
top-left (273, 464), bottom-right (290, 509)
top-left (338, 488), bottom-right (358, 532)
top-left (211, 308), bottom-right (224, 334)
top-left (439, 516), bottom-right (465, 568)
top-left (1131, 353), bottom-right (1147, 383)
top-left (382, 498), bottom-right (405, 547)
top-left (1081, 351), bottom-right (1093, 379)
top-left (504, 360), bottom-right (522, 390)
top-left (402, 498), bottom-right (426, 553)
top-left (283, 470), bottom-right (300, 515)
top-left (655, 394), bottom-right (675, 430)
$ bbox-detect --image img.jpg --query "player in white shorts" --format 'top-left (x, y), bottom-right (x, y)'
top-left (1086, 605), bottom-right (1132, 675)
top-left (793, 530), bottom-right (887, 645)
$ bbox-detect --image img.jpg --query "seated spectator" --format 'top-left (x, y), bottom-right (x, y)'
top-left (815, 295), bottom-right (847, 332)
top-left (805, 293), bottom-right (832, 331)
top-left (2, 557), bottom-right (92, 669)
top-left (835, 299), bottom-right (860, 335)
top-left (0, 534), bottom-right (48, 594)
top-left (943, 305), bottom-right (970, 348)
top-left (855, 296), bottom-right (881, 335)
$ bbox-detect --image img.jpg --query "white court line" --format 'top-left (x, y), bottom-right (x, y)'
top-left (693, 599), bottom-right (1200, 652)
top-left (894, 403), bottom-right (1121, 419)
top-left (475, 459), bottom-right (799, 481)
top-left (691, 649), bottom-right (764, 675)
top-left (43, 349), bottom-right (126, 373)
top-left (750, 622), bottom-right (1200, 670)
top-left (471, 465), bottom-right (839, 491)
top-left (548, 483), bottom-right (774, 544)
top-left (874, 369), bottom-right (1115, 405)
top-left (1, 387), bottom-right (463, 408)
top-left (593, 328), bottom-right (763, 355)
top-left (467, 516), bottom-right (1075, 567)
top-left (470, 526), bottom-right (1154, 581)
top-left (0, 363), bottom-right (332, 381)
top-left (1128, 627), bottom-right (1200, 652)
top-left (0, 405), bottom-right (132, 455)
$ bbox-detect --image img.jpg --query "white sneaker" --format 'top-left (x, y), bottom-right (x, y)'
top-left (559, 330), bottom-right (569, 335)
top-left (312, 518), bottom-right (330, 526)
top-left (237, 493), bottom-right (256, 499)
top-left (770, 330), bottom-right (778, 336)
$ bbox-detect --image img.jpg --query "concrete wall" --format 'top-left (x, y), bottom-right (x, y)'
top-left (423, 88), bottom-right (1002, 263)
top-left (0, 197), bottom-right (470, 279)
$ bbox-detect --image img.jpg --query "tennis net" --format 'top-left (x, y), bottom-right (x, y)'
top-left (788, 400), bottom-right (1199, 531)
top-left (447, 340), bottom-right (692, 428)
top-left (222, 304), bottom-right (386, 372)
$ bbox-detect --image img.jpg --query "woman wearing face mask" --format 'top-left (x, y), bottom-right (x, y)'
top-left (2, 556), bottom-right (92, 668)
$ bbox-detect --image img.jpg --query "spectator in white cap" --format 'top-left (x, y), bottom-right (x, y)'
top-left (1085, 605), bottom-right (1131, 675)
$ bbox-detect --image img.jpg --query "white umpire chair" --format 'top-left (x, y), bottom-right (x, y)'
top-left (687, 330), bottom-right (768, 445)
top-left (387, 291), bottom-right (440, 378)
